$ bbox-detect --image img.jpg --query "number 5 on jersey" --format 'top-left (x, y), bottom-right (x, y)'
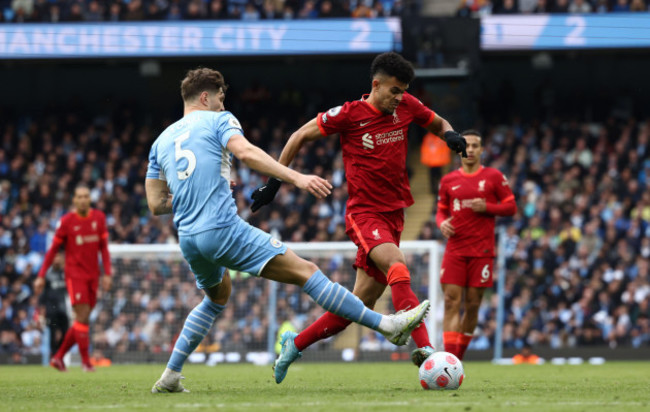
top-left (175, 131), bottom-right (196, 180)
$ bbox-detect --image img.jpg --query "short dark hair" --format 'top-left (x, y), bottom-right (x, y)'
top-left (461, 129), bottom-right (483, 146)
top-left (181, 67), bottom-right (228, 102)
top-left (370, 52), bottom-right (415, 85)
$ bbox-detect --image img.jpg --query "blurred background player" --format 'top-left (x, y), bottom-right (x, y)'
top-left (145, 67), bottom-right (430, 393)
top-left (250, 51), bottom-right (469, 383)
top-left (39, 253), bottom-right (69, 360)
top-left (436, 130), bottom-right (516, 361)
top-left (33, 185), bottom-right (112, 372)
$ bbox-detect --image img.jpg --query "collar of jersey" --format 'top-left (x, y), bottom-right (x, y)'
top-left (459, 165), bottom-right (484, 177)
top-left (74, 209), bottom-right (93, 220)
top-left (361, 94), bottom-right (382, 115)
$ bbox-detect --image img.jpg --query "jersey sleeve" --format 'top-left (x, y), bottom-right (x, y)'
top-left (215, 111), bottom-right (245, 147)
top-left (53, 216), bottom-right (68, 243)
top-left (316, 103), bottom-right (352, 136)
top-left (405, 93), bottom-right (435, 127)
top-left (437, 176), bottom-right (450, 212)
top-left (493, 170), bottom-right (515, 203)
top-left (146, 141), bottom-right (166, 181)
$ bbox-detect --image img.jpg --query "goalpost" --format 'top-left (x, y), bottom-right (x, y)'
top-left (103, 241), bottom-right (443, 365)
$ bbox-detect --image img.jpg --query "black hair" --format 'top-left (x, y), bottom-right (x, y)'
top-left (370, 52), bottom-right (415, 85)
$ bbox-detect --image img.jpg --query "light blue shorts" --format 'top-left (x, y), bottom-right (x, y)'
top-left (179, 217), bottom-right (287, 289)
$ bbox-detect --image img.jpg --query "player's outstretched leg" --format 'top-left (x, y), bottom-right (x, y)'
top-left (273, 331), bottom-right (301, 384)
top-left (301, 270), bottom-right (430, 345)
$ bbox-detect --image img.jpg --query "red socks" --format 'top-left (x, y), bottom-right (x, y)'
top-left (457, 333), bottom-right (473, 360)
top-left (73, 322), bottom-right (91, 366)
top-left (387, 263), bottom-right (432, 349)
top-left (443, 331), bottom-right (473, 360)
top-left (294, 312), bottom-right (351, 351)
top-left (54, 327), bottom-right (76, 360)
top-left (53, 321), bottom-right (91, 366)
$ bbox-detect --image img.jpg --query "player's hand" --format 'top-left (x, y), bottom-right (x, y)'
top-left (295, 174), bottom-right (332, 199)
top-left (33, 277), bottom-right (45, 296)
top-left (471, 198), bottom-right (487, 213)
top-left (440, 217), bottom-right (455, 238)
top-left (101, 276), bottom-right (112, 292)
top-left (250, 178), bottom-right (282, 213)
top-left (444, 131), bottom-right (468, 158)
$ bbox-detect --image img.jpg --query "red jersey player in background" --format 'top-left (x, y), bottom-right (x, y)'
top-left (34, 184), bottom-right (112, 372)
top-left (436, 130), bottom-right (516, 360)
top-left (251, 52), bottom-right (468, 383)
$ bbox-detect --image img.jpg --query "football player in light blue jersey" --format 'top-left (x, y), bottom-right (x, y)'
top-left (145, 68), bottom-right (430, 393)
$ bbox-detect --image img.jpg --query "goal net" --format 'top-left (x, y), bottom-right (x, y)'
top-left (93, 241), bottom-right (442, 365)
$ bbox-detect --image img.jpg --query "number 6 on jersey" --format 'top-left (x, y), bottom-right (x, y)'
top-left (175, 131), bottom-right (196, 180)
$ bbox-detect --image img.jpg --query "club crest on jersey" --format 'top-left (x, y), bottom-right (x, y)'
top-left (393, 112), bottom-right (400, 124)
top-left (478, 180), bottom-right (486, 191)
top-left (362, 133), bottom-right (374, 150)
top-left (453, 199), bottom-right (461, 211)
top-left (270, 238), bottom-right (283, 248)
top-left (372, 229), bottom-right (381, 240)
top-left (92, 221), bottom-right (97, 231)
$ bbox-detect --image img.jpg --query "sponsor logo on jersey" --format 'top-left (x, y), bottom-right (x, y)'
top-left (372, 229), bottom-right (381, 240)
top-left (375, 129), bottom-right (404, 146)
top-left (452, 185), bottom-right (461, 191)
top-left (270, 238), bottom-right (283, 248)
top-left (92, 221), bottom-right (97, 231)
top-left (75, 234), bottom-right (100, 245)
top-left (478, 180), bottom-right (486, 191)
top-left (453, 199), bottom-right (461, 211)
top-left (362, 133), bottom-right (374, 150)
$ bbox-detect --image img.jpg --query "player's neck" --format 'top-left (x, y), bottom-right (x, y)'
top-left (364, 93), bottom-right (383, 114)
top-left (75, 209), bottom-right (90, 218)
top-left (461, 163), bottom-right (481, 175)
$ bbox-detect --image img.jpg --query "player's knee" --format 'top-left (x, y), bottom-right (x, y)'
top-left (465, 298), bottom-right (481, 314)
top-left (386, 262), bottom-right (410, 285)
top-left (444, 293), bottom-right (461, 311)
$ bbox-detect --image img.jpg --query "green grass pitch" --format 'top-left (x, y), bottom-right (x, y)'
top-left (3, 361), bottom-right (649, 411)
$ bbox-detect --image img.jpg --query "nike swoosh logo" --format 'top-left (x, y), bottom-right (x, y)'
top-left (360, 121), bottom-right (371, 127)
top-left (444, 367), bottom-right (452, 378)
top-left (452, 185), bottom-right (461, 190)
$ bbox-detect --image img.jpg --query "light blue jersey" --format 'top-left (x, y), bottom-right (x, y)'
top-left (146, 110), bottom-right (242, 236)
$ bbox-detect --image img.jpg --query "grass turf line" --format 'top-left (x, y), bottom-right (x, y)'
top-left (2, 361), bottom-right (648, 411)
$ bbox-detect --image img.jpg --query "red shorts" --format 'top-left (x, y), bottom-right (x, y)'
top-left (440, 254), bottom-right (494, 288)
top-left (66, 277), bottom-right (99, 307)
top-left (345, 210), bottom-right (404, 286)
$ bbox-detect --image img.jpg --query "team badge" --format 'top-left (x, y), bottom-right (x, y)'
top-left (393, 112), bottom-right (400, 124)
top-left (270, 238), bottom-right (283, 248)
top-left (478, 180), bottom-right (486, 191)
top-left (372, 229), bottom-right (381, 240)
top-left (92, 221), bottom-right (97, 231)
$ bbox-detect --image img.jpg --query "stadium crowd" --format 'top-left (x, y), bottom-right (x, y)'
top-left (0, 81), bottom-right (649, 362)
top-left (1, 0), bottom-right (414, 23)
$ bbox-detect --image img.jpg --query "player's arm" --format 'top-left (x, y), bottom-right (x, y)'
top-left (34, 235), bottom-right (64, 296)
top-left (435, 180), bottom-right (455, 238)
top-left (98, 217), bottom-right (112, 291)
top-left (145, 178), bottom-right (173, 216)
top-left (426, 114), bottom-right (467, 158)
top-left (278, 117), bottom-right (326, 166)
top-left (250, 118), bottom-right (326, 212)
top-left (227, 134), bottom-right (331, 199)
top-left (471, 172), bottom-right (517, 216)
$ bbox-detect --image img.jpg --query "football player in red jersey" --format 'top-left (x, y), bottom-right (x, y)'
top-left (251, 52), bottom-right (468, 383)
top-left (436, 130), bottom-right (516, 360)
top-left (34, 185), bottom-right (112, 372)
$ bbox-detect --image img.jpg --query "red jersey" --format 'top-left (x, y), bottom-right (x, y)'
top-left (437, 166), bottom-right (515, 257)
top-left (317, 92), bottom-right (435, 215)
top-left (38, 209), bottom-right (111, 280)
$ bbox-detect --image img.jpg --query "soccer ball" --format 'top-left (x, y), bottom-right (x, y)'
top-left (418, 351), bottom-right (464, 390)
